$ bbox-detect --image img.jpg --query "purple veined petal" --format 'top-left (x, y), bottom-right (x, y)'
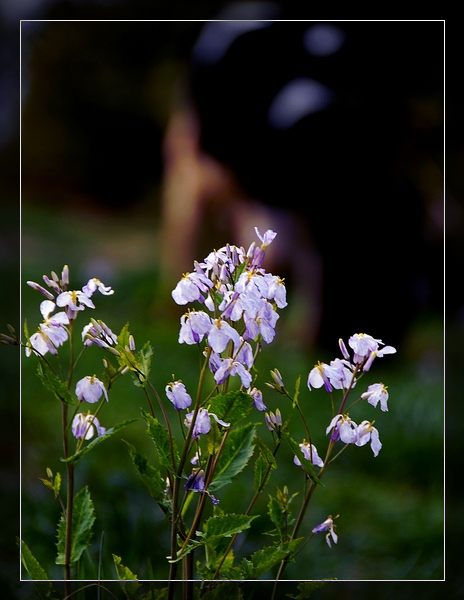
top-left (165, 381), bottom-right (192, 410)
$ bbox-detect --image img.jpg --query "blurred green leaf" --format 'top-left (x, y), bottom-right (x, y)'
top-left (112, 554), bottom-right (141, 599)
top-left (286, 580), bottom-right (334, 599)
top-left (172, 513), bottom-right (258, 563)
top-left (56, 486), bottom-right (95, 565)
top-left (208, 390), bottom-right (254, 425)
top-left (240, 538), bottom-right (304, 579)
top-left (209, 423), bottom-right (256, 493)
top-left (123, 440), bottom-right (171, 514)
top-left (142, 409), bottom-right (179, 474)
top-left (36, 361), bottom-right (73, 405)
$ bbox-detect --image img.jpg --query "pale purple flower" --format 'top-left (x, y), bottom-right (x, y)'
top-left (184, 469), bottom-right (220, 505)
top-left (361, 383), bottom-right (389, 411)
top-left (178, 310), bottom-right (212, 345)
top-left (363, 345), bottom-right (397, 371)
top-left (263, 273), bottom-right (287, 308)
top-left (233, 340), bottom-right (254, 369)
top-left (184, 408), bottom-right (230, 439)
top-left (299, 440), bottom-right (324, 467)
top-left (324, 358), bottom-right (355, 390)
top-left (244, 299), bottom-right (279, 344)
top-left (25, 300), bottom-right (69, 357)
top-left (348, 333), bottom-right (383, 364)
top-left (214, 357), bottom-right (253, 388)
top-left (255, 227), bottom-right (277, 248)
top-left (56, 290), bottom-right (95, 316)
top-left (247, 387), bottom-right (267, 411)
top-left (208, 318), bottom-right (240, 353)
top-left (326, 414), bottom-right (358, 444)
top-left (312, 516), bottom-right (338, 548)
top-left (82, 277), bottom-right (114, 296)
top-left (75, 375), bottom-right (108, 404)
top-left (165, 381), bottom-right (192, 410)
top-left (171, 267), bottom-right (213, 305)
top-left (307, 362), bottom-right (332, 392)
top-left (72, 413), bottom-right (106, 440)
top-left (355, 420), bottom-right (382, 456)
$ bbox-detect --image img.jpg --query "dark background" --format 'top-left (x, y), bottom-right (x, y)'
top-left (0, 2), bottom-right (452, 599)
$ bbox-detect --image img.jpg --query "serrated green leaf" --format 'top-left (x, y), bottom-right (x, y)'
top-left (36, 362), bottom-right (73, 405)
top-left (112, 554), bottom-right (141, 600)
top-left (142, 410), bottom-right (179, 474)
top-left (61, 419), bottom-right (138, 464)
top-left (20, 538), bottom-right (50, 580)
top-left (123, 440), bottom-right (171, 514)
top-left (171, 513), bottom-right (258, 563)
top-left (207, 390), bottom-right (254, 425)
top-left (209, 423), bottom-right (256, 493)
top-left (240, 538), bottom-right (304, 579)
top-left (56, 486), bottom-right (95, 565)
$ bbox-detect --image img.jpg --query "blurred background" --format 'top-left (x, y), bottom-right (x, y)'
top-left (0, 2), bottom-right (452, 599)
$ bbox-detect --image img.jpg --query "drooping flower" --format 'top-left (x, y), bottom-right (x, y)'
top-left (326, 413), bottom-right (358, 444)
top-left (312, 515), bottom-right (338, 548)
top-left (178, 310), bottom-right (212, 345)
top-left (355, 420), bottom-right (382, 456)
top-left (165, 380), bottom-right (192, 410)
top-left (347, 333), bottom-right (383, 364)
top-left (82, 278), bottom-right (114, 296)
top-left (184, 408), bottom-right (230, 439)
top-left (171, 267), bottom-right (213, 305)
top-left (184, 469), bottom-right (220, 505)
top-left (361, 383), bottom-right (389, 411)
top-left (75, 375), bottom-right (108, 404)
top-left (25, 300), bottom-right (69, 357)
top-left (247, 386), bottom-right (267, 411)
top-left (213, 357), bottom-right (253, 388)
top-left (307, 362), bottom-right (332, 392)
top-left (363, 345), bottom-right (397, 371)
top-left (299, 440), bottom-right (324, 467)
top-left (208, 318), bottom-right (241, 353)
top-left (72, 412), bottom-right (106, 440)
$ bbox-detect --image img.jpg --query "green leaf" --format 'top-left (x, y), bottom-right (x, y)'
top-left (112, 554), bottom-right (141, 600)
top-left (123, 440), bottom-right (171, 514)
top-left (240, 538), bottom-right (304, 579)
top-left (56, 486), bottom-right (95, 565)
top-left (266, 490), bottom-right (297, 541)
top-left (142, 410), bottom-right (179, 474)
top-left (209, 423), bottom-right (256, 493)
top-left (171, 513), bottom-right (258, 563)
top-left (36, 361), bottom-right (73, 405)
top-left (61, 419), bottom-right (138, 464)
top-left (19, 539), bottom-right (59, 599)
top-left (20, 538), bottom-right (49, 580)
top-left (207, 390), bottom-right (254, 425)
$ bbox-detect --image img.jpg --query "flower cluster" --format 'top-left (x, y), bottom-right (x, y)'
top-left (169, 228), bottom-right (287, 412)
top-left (26, 266), bottom-right (114, 357)
top-left (26, 266), bottom-right (114, 443)
top-left (307, 333), bottom-right (396, 457)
